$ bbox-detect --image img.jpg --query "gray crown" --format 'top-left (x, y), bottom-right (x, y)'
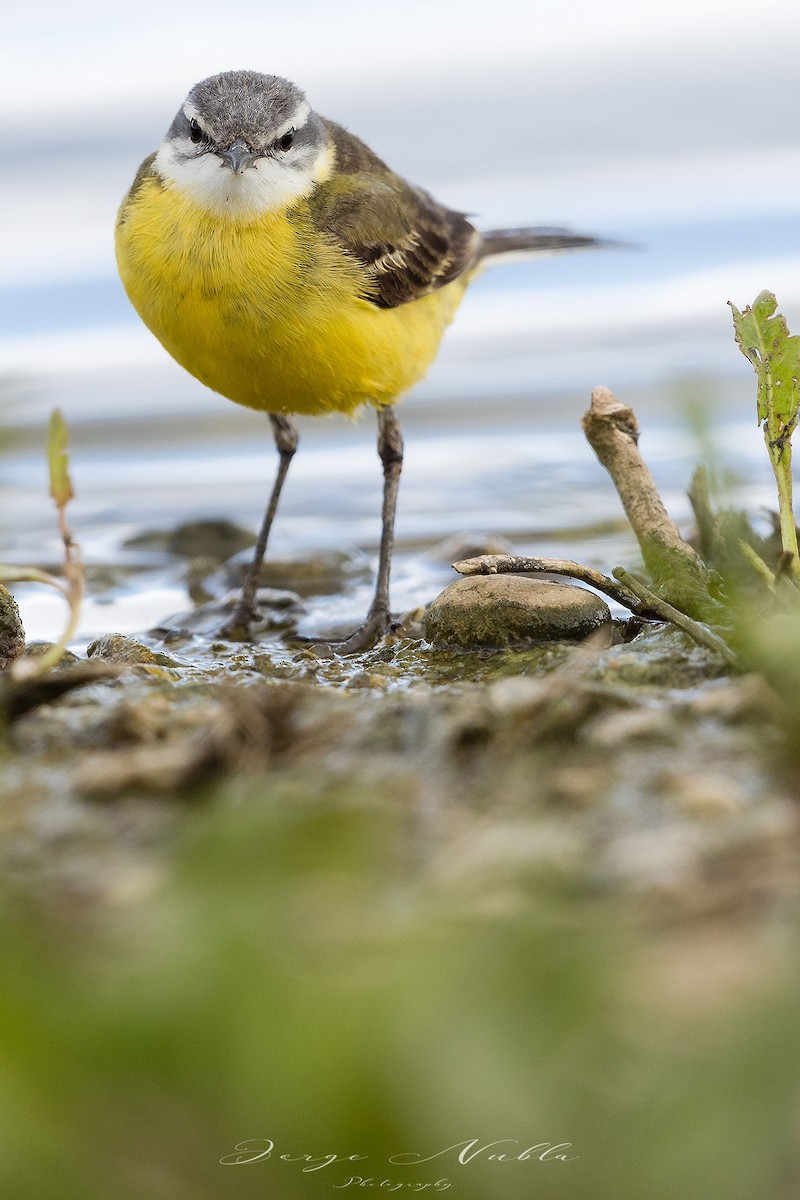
top-left (170, 70), bottom-right (310, 149)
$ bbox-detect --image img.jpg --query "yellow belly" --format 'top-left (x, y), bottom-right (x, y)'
top-left (115, 176), bottom-right (469, 417)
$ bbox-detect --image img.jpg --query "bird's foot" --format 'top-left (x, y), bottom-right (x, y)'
top-left (218, 600), bottom-right (263, 641)
top-left (291, 609), bottom-right (395, 657)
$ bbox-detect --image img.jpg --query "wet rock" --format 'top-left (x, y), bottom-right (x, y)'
top-left (593, 625), bottom-right (726, 688)
top-left (392, 606), bottom-right (427, 640)
top-left (0, 585), bottom-right (25, 670)
top-left (167, 520), bottom-right (254, 562)
top-left (184, 556), bottom-right (222, 605)
top-left (155, 589), bottom-right (303, 638)
top-left (345, 671), bottom-right (390, 690)
top-left (23, 642), bottom-right (80, 666)
top-left (425, 576), bottom-right (611, 648)
top-left (124, 519), bottom-right (254, 562)
top-left (87, 634), bottom-right (182, 667)
top-left (219, 546), bottom-right (369, 598)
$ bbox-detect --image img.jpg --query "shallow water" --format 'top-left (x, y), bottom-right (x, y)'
top-left (0, 369), bottom-right (778, 646)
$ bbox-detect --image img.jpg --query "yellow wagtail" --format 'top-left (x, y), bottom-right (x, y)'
top-left (116, 70), bottom-right (599, 652)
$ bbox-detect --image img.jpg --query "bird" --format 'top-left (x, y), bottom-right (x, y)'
top-left (115, 70), bottom-right (600, 653)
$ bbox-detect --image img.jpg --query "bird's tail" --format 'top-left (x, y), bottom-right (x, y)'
top-left (479, 226), bottom-right (603, 260)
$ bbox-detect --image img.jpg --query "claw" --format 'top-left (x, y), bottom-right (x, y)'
top-left (290, 610), bottom-right (394, 656)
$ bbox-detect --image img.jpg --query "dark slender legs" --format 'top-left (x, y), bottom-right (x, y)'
top-left (223, 405), bottom-right (403, 653)
top-left (330, 404), bottom-right (404, 653)
top-left (222, 413), bottom-right (298, 636)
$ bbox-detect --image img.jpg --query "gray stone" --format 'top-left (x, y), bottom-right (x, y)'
top-left (87, 634), bottom-right (181, 667)
top-left (0, 585), bottom-right (25, 670)
top-left (23, 642), bottom-right (80, 666)
top-left (425, 575), bottom-right (611, 648)
top-left (221, 547), bottom-right (369, 598)
top-left (124, 519), bottom-right (254, 563)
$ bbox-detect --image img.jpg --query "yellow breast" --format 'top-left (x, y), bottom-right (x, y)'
top-left (115, 176), bottom-right (469, 417)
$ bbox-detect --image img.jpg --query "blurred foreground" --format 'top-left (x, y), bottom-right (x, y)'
top-left (2, 616), bottom-right (800, 1199)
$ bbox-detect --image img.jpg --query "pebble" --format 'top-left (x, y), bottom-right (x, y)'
top-left (23, 642), bottom-right (80, 666)
top-left (87, 634), bottom-right (182, 667)
top-left (424, 575), bottom-right (611, 648)
top-left (124, 519), bottom-right (254, 562)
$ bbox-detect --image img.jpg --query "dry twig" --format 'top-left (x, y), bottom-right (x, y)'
top-left (452, 553), bottom-right (657, 616)
top-left (582, 386), bottom-right (722, 624)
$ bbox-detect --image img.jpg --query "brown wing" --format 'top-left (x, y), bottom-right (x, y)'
top-left (307, 120), bottom-right (483, 309)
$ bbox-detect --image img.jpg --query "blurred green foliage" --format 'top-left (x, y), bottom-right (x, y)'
top-left (47, 408), bottom-right (74, 510)
top-left (0, 407), bottom-right (84, 676)
top-left (730, 291), bottom-right (800, 581)
top-left (0, 780), bottom-right (797, 1200)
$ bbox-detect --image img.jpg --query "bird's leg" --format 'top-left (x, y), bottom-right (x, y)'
top-left (366, 403), bottom-right (404, 626)
top-left (221, 413), bottom-right (298, 637)
top-left (309, 404), bottom-right (404, 655)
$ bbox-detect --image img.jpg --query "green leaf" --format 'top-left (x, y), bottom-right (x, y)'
top-left (730, 292), bottom-right (800, 580)
top-left (729, 291), bottom-right (800, 431)
top-left (47, 408), bottom-right (74, 508)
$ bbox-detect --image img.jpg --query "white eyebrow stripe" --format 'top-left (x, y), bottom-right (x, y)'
top-left (178, 96), bottom-right (310, 145)
top-left (273, 99), bottom-right (310, 139)
top-left (181, 100), bottom-right (210, 132)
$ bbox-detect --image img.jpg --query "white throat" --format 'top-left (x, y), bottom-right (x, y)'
top-left (153, 142), bottom-right (316, 219)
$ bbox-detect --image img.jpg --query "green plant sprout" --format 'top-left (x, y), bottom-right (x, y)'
top-left (0, 409), bottom-right (84, 676)
top-left (729, 291), bottom-right (800, 584)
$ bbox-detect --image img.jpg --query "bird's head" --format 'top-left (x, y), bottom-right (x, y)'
top-left (154, 70), bottom-right (331, 218)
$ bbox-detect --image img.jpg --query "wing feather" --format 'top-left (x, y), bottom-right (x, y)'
top-left (307, 120), bottom-right (482, 309)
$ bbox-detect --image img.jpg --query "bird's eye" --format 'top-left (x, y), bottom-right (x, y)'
top-left (189, 118), bottom-right (207, 145)
top-left (276, 128), bottom-right (295, 152)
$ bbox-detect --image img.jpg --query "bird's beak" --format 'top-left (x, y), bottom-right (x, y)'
top-left (217, 139), bottom-right (258, 175)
